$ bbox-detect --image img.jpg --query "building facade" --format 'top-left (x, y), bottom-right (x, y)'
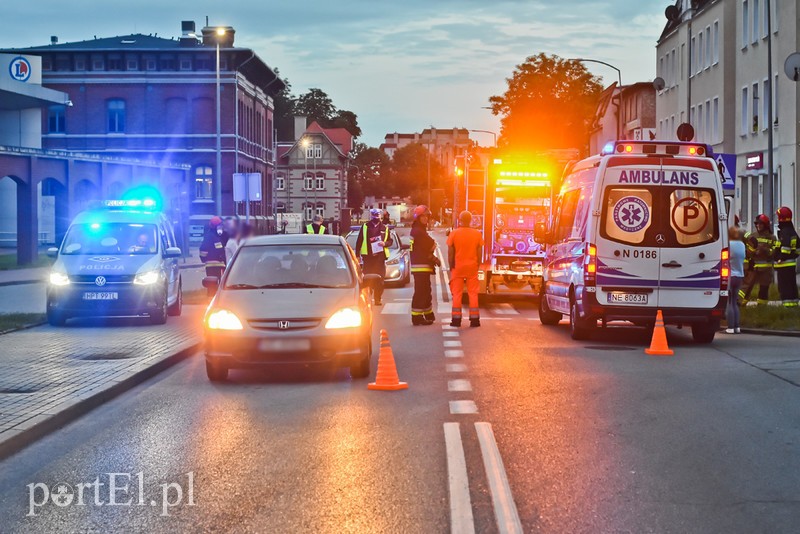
top-left (590, 82), bottom-right (657, 154)
top-left (274, 117), bottom-right (352, 226)
top-left (1, 21), bottom-right (284, 224)
top-left (656, 0), bottom-right (797, 226)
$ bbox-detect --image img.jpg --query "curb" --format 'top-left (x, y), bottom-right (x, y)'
top-left (0, 319), bottom-right (47, 336)
top-left (739, 328), bottom-right (800, 338)
top-left (0, 340), bottom-right (201, 462)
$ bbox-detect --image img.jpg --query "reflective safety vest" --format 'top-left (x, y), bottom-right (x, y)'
top-left (746, 231), bottom-right (779, 270)
top-left (306, 223), bottom-right (326, 235)
top-left (359, 224), bottom-right (390, 259)
top-left (776, 232), bottom-right (799, 269)
top-left (409, 223), bottom-right (436, 274)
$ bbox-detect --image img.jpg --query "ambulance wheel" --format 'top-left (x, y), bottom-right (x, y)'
top-left (168, 281), bottom-right (183, 316)
top-left (691, 320), bottom-right (718, 344)
top-left (206, 358), bottom-right (228, 382)
top-left (569, 300), bottom-right (594, 340)
top-left (538, 295), bottom-right (562, 326)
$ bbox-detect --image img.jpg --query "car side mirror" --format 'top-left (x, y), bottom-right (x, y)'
top-left (202, 276), bottom-right (219, 291)
top-left (47, 247), bottom-right (59, 258)
top-left (164, 247), bottom-right (182, 258)
top-left (534, 222), bottom-right (551, 244)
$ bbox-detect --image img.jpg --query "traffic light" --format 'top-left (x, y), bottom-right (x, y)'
top-left (454, 155), bottom-right (465, 177)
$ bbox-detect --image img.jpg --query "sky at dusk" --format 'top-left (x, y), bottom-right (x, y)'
top-left (1, 1), bottom-right (666, 147)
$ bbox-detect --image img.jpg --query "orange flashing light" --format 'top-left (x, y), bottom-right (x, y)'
top-left (625, 145), bottom-right (633, 153)
top-left (688, 146), bottom-right (697, 155)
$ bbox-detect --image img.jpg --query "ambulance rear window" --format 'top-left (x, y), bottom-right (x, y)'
top-left (668, 189), bottom-right (718, 246)
top-left (601, 188), bottom-right (654, 245)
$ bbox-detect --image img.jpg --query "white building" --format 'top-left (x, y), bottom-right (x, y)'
top-left (656, 0), bottom-right (798, 226)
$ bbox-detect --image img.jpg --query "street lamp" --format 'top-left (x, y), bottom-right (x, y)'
top-left (301, 137), bottom-right (310, 222)
top-left (468, 129), bottom-right (498, 147)
top-left (214, 27), bottom-right (227, 216)
top-left (572, 58), bottom-right (623, 139)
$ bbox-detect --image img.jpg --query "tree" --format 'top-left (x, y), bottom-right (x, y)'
top-left (347, 144), bottom-right (390, 208)
top-left (489, 53), bottom-right (603, 153)
top-left (273, 73), bottom-right (297, 142)
top-left (328, 110), bottom-right (362, 138)
top-left (295, 88), bottom-right (337, 125)
top-left (388, 143), bottom-right (445, 205)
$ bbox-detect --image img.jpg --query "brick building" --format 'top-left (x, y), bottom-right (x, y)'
top-left (1, 21), bottom-right (284, 226)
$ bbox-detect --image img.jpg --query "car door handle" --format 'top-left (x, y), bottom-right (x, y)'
top-left (661, 261), bottom-right (682, 268)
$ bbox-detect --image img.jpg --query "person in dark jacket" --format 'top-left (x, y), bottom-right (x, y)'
top-left (200, 216), bottom-right (227, 296)
top-left (775, 206), bottom-right (799, 307)
top-left (409, 205), bottom-right (439, 325)
top-left (740, 214), bottom-right (778, 304)
top-left (355, 208), bottom-right (392, 305)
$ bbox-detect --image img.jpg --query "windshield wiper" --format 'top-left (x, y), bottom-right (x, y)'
top-left (257, 282), bottom-right (325, 289)
top-left (226, 283), bottom-right (259, 289)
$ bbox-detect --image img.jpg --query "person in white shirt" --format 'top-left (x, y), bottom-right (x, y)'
top-left (726, 226), bottom-right (746, 334)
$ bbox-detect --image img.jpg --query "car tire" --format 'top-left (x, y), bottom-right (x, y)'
top-left (538, 294), bottom-right (562, 325)
top-left (150, 289), bottom-right (168, 325)
top-left (569, 299), bottom-right (594, 340)
top-left (46, 305), bottom-right (67, 327)
top-left (691, 320), bottom-right (718, 344)
top-left (350, 336), bottom-right (372, 379)
top-left (206, 358), bottom-right (228, 382)
top-left (168, 280), bottom-right (182, 317)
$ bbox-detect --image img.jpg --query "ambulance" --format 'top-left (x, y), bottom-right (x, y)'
top-left (46, 199), bottom-right (183, 326)
top-left (537, 141), bottom-right (729, 343)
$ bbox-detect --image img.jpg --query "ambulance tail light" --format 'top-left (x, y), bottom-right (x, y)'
top-left (720, 247), bottom-right (730, 291)
top-left (584, 243), bottom-right (597, 287)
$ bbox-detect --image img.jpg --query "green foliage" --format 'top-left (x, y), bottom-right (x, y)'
top-left (489, 53), bottom-right (603, 152)
top-left (0, 313), bottom-right (45, 333)
top-left (740, 305), bottom-right (800, 331)
top-left (387, 143), bottom-right (446, 205)
top-left (0, 254), bottom-right (53, 270)
top-left (275, 84), bottom-right (362, 139)
top-left (348, 145), bottom-right (391, 208)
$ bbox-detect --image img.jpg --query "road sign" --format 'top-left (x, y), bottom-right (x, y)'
top-left (633, 128), bottom-right (656, 141)
top-left (715, 153), bottom-right (736, 191)
top-left (232, 173), bottom-right (262, 202)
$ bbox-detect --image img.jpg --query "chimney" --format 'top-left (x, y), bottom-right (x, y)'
top-left (179, 21), bottom-right (198, 47)
top-left (50, 36), bottom-right (58, 45)
top-left (294, 116), bottom-right (308, 141)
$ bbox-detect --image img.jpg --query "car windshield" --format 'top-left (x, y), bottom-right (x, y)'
top-left (225, 244), bottom-right (354, 289)
top-left (60, 223), bottom-right (158, 255)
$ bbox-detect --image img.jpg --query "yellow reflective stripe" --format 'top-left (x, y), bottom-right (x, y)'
top-left (214, 243), bottom-right (223, 248)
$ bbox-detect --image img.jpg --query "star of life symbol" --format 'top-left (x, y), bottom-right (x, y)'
top-left (612, 196), bottom-right (650, 233)
top-left (51, 483), bottom-right (74, 507)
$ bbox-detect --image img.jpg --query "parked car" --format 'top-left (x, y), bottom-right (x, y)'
top-left (345, 228), bottom-right (410, 287)
top-left (202, 234), bottom-right (378, 381)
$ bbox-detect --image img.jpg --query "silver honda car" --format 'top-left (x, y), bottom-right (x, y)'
top-left (202, 234), bottom-right (378, 381)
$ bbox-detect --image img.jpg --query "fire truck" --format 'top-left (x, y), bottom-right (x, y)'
top-left (460, 150), bottom-right (578, 297)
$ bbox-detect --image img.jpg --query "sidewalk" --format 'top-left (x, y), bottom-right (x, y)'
top-left (0, 307), bottom-right (203, 460)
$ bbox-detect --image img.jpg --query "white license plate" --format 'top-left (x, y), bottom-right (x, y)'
top-left (258, 338), bottom-right (311, 352)
top-left (83, 292), bottom-right (119, 300)
top-left (607, 292), bottom-right (648, 304)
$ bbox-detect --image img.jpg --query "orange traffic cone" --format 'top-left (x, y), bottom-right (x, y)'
top-left (368, 329), bottom-right (409, 391)
top-left (645, 309), bottom-right (674, 356)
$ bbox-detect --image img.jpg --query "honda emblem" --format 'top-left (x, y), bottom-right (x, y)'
top-left (278, 321), bottom-right (290, 329)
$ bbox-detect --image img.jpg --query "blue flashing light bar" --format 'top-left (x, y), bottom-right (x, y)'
top-left (604, 140), bottom-right (715, 157)
top-left (100, 199), bottom-right (158, 209)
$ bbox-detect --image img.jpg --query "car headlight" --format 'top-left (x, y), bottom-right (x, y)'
top-left (133, 270), bottom-right (161, 285)
top-left (386, 258), bottom-right (400, 265)
top-left (49, 272), bottom-right (70, 286)
top-left (206, 309), bottom-right (244, 330)
top-left (325, 307), bottom-right (363, 329)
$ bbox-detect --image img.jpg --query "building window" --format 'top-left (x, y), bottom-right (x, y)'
top-left (179, 57), bottom-right (192, 70)
top-left (276, 202), bottom-right (286, 214)
top-left (91, 56), bottom-right (104, 71)
top-left (48, 106), bottom-right (66, 134)
top-left (697, 103), bottom-right (704, 141)
top-left (705, 26), bottom-right (711, 68)
top-left (275, 174), bottom-right (285, 191)
top-left (762, 79), bottom-right (770, 131)
top-left (752, 83), bottom-right (759, 133)
top-left (774, 73), bottom-right (779, 126)
top-left (196, 56), bottom-right (212, 70)
top-left (304, 173), bottom-right (314, 191)
top-left (713, 21), bottom-right (720, 64)
top-left (55, 55), bottom-right (70, 71)
top-left (314, 144), bottom-right (323, 158)
top-left (160, 56), bottom-right (176, 70)
top-left (194, 166), bottom-right (213, 200)
top-left (126, 58), bottom-right (138, 70)
top-left (713, 97), bottom-right (720, 143)
top-left (315, 174), bottom-right (325, 190)
top-left (690, 36), bottom-right (696, 76)
top-left (315, 204), bottom-right (325, 218)
top-left (107, 55), bottom-right (123, 71)
top-left (74, 55), bottom-right (86, 71)
top-left (741, 86), bottom-right (749, 135)
top-left (752, 0), bottom-right (760, 44)
top-left (705, 100), bottom-right (711, 140)
top-left (742, 0), bottom-right (750, 47)
top-left (107, 99), bottom-right (126, 133)
top-left (144, 56), bottom-right (157, 71)
top-left (42, 56), bottom-right (52, 71)
top-left (690, 106), bottom-right (696, 130)
top-left (698, 32), bottom-right (704, 72)
top-left (304, 204), bottom-right (314, 221)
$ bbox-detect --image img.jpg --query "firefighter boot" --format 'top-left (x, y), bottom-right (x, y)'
top-left (469, 318), bottom-right (481, 328)
top-left (423, 311), bottom-right (436, 324)
top-left (412, 314), bottom-right (434, 326)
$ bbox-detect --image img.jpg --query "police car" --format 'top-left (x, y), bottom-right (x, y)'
top-left (537, 141), bottom-right (729, 343)
top-left (46, 199), bottom-right (183, 325)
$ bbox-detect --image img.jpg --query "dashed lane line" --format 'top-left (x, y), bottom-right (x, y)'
top-left (449, 400), bottom-right (478, 414)
top-left (446, 363), bottom-right (467, 373)
top-left (443, 331), bottom-right (460, 337)
top-left (488, 303), bottom-right (520, 315)
top-left (444, 340), bottom-right (462, 348)
top-left (444, 423), bottom-right (476, 534)
top-left (445, 350), bottom-right (465, 358)
top-left (381, 302), bottom-right (409, 315)
top-left (475, 423), bottom-right (523, 534)
top-left (448, 379), bottom-right (473, 392)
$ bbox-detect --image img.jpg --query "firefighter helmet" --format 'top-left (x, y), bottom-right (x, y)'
top-left (209, 216), bottom-right (223, 228)
top-left (413, 205), bottom-right (432, 220)
top-left (754, 213), bottom-right (771, 227)
top-left (776, 206), bottom-right (793, 222)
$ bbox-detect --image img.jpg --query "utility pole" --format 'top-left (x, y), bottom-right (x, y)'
top-left (765, 2), bottom-right (775, 218)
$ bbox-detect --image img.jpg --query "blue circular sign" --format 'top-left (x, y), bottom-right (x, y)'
top-left (9, 56), bottom-right (32, 82)
top-left (612, 196), bottom-right (650, 233)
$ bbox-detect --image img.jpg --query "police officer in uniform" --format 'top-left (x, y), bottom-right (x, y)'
top-left (305, 214), bottom-right (328, 235)
top-left (356, 208), bottom-right (392, 305)
top-left (200, 216), bottom-right (227, 296)
top-left (775, 206), bottom-right (799, 307)
top-left (410, 205), bottom-right (439, 325)
top-left (741, 214), bottom-right (779, 305)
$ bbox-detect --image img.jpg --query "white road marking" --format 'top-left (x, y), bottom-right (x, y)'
top-left (445, 350), bottom-right (465, 358)
top-left (448, 379), bottom-right (472, 392)
top-left (444, 340), bottom-right (462, 348)
top-left (438, 302), bottom-right (452, 315)
top-left (442, 324), bottom-right (458, 330)
top-left (446, 363), bottom-right (467, 373)
top-left (381, 302), bottom-right (409, 315)
top-left (443, 331), bottom-right (460, 337)
top-left (444, 423), bottom-right (476, 534)
top-left (489, 303), bottom-right (519, 315)
top-left (475, 423), bottom-right (523, 534)
top-left (449, 400), bottom-right (478, 414)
